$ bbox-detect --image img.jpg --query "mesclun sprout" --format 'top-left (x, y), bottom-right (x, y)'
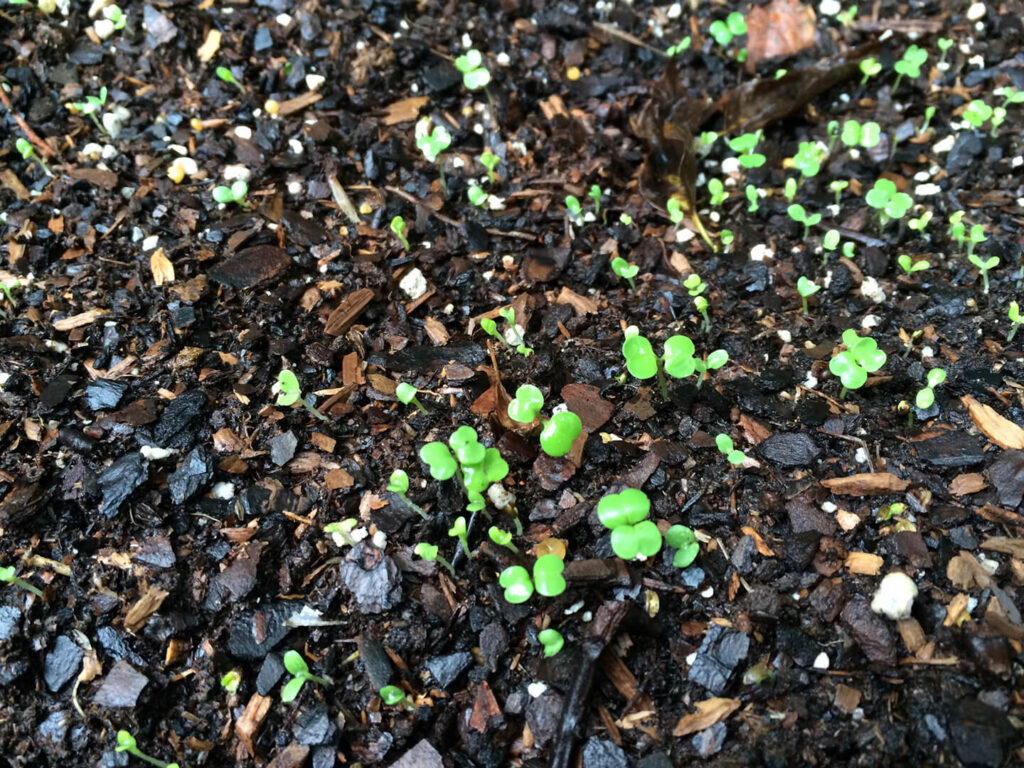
top-left (220, 669), bottom-right (242, 694)
top-left (787, 204), bottom-right (821, 241)
top-left (488, 526), bottom-right (517, 553)
top-left (893, 44), bottom-right (927, 92)
top-left (538, 628), bottom-right (565, 657)
top-left (66, 86), bottom-right (107, 131)
top-left (0, 565), bottom-right (43, 598)
top-left (864, 179), bottom-right (912, 228)
top-left (908, 210), bottom-right (932, 232)
top-left (720, 229), bottom-right (734, 252)
top-left (836, 5), bottom-right (858, 26)
top-left (664, 525), bottom-right (700, 568)
top-left (968, 253), bottom-right (999, 294)
top-left (610, 256), bottom-right (639, 290)
top-left (709, 11), bottom-right (746, 49)
top-left (920, 105), bottom-right (936, 135)
top-left (467, 185), bottom-right (488, 207)
top-left (745, 184), bottom-right (759, 212)
top-left (715, 434), bottom-right (746, 465)
top-left (324, 519), bottom-right (360, 548)
top-left (796, 276), bottom-right (820, 315)
top-left (532, 554), bottom-right (566, 596)
top-left (454, 49), bottom-right (491, 90)
top-left (15, 137), bottom-right (52, 176)
top-left (414, 542), bottom-right (454, 576)
top-left (564, 195), bottom-right (583, 222)
top-left (783, 177), bottom-right (797, 202)
top-left (597, 488), bottom-right (662, 561)
top-left (619, 212), bottom-right (634, 226)
top-left (665, 37), bottom-right (692, 57)
top-left (965, 224), bottom-right (987, 260)
top-left (829, 330), bottom-right (887, 398)
top-left (380, 685), bottom-right (411, 707)
top-left (684, 273), bottom-right (710, 331)
top-left (830, 180), bottom-right (849, 206)
top-left (507, 384), bottom-right (544, 423)
top-left (588, 184), bottom-right (602, 216)
top-left (915, 368), bottom-right (946, 410)
top-left (963, 100), bottom-right (993, 130)
top-left (480, 307), bottom-right (533, 356)
top-left (448, 516), bottom-right (470, 557)
top-left (822, 229), bottom-right (840, 265)
top-left (498, 565), bottom-right (533, 603)
top-left (415, 118), bottom-right (452, 190)
top-left (387, 469), bottom-right (428, 520)
top-left (937, 37), bottom-right (954, 66)
top-left (115, 731), bottom-right (179, 768)
top-left (840, 120), bottom-right (881, 149)
top-left (479, 150), bottom-right (500, 183)
top-left (281, 650), bottom-right (332, 703)
top-left (390, 216), bottom-right (411, 250)
top-left (420, 426), bottom-right (509, 512)
top-left (395, 382), bottom-right (428, 415)
top-left (897, 254), bottom-right (930, 276)
top-left (792, 141), bottom-right (825, 180)
top-left (707, 178), bottom-right (727, 206)
top-left (276, 369), bottom-right (328, 421)
top-left (507, 384), bottom-right (583, 457)
top-left (215, 66), bottom-right (244, 92)
top-left (622, 331), bottom-right (728, 398)
top-left (1007, 302), bottom-right (1024, 342)
top-left (859, 57), bottom-right (882, 84)
top-left (212, 180), bottom-right (248, 205)
top-left (949, 211), bottom-right (967, 248)
top-left (728, 131), bottom-right (765, 168)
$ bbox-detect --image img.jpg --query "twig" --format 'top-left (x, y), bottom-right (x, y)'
top-left (383, 185), bottom-right (461, 226)
top-left (592, 22), bottom-right (667, 57)
top-left (0, 82), bottom-right (56, 158)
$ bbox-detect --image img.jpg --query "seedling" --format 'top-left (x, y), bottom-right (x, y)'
top-left (588, 184), bottom-right (602, 215)
top-left (893, 45), bottom-right (927, 92)
top-left (792, 141), bottom-right (825, 179)
top-left (564, 195), bottom-right (583, 223)
top-left (707, 178), bottom-right (727, 206)
top-left (666, 198), bottom-right (684, 227)
top-left (796, 276), bottom-right (821, 315)
top-left (622, 332), bottom-right (728, 398)
top-left (467, 185), bottom-right (488, 207)
top-left (281, 650), bottom-right (332, 703)
top-left (728, 132), bottom-right (765, 168)
top-left (709, 11), bottom-right (746, 48)
top-left (448, 516), bottom-right (471, 557)
top-left (596, 489), bottom-right (662, 561)
top-left (324, 519), bottom-right (360, 548)
top-left (937, 37), bottom-right (954, 66)
top-left (0, 565), bottom-right (43, 598)
top-left (859, 57), bottom-right (881, 84)
top-left (103, 4), bottom-right (126, 29)
top-left (715, 433), bottom-right (746, 465)
top-left (115, 731), bottom-right (179, 768)
top-left (380, 685), bottom-right (411, 707)
top-left (619, 213), bottom-right (634, 226)
top-left (966, 224), bottom-right (987, 259)
top-left (963, 99), bottom-right (992, 130)
top-left (968, 253), bottom-right (999, 294)
top-left (14, 137), bottom-right (52, 176)
top-left (829, 329), bottom-right (887, 398)
top-left (539, 411), bottom-right (583, 457)
top-left (276, 369), bottom-right (328, 421)
top-left (840, 120), bottom-right (881, 149)
top-left (665, 37), bottom-right (692, 57)
top-left (488, 526), bottom-right (517, 553)
top-left (499, 565), bottom-right (533, 603)
top-left (533, 554), bottom-right (566, 596)
top-left (220, 669), bottom-right (242, 694)
top-left (215, 66), bottom-right (244, 92)
top-left (837, 4), bottom-right (858, 27)
top-left (480, 307), bottom-right (533, 356)
top-left (897, 254), bottom-right (930, 275)
top-left (915, 368), bottom-right (946, 409)
top-left (864, 178), bottom-right (912, 228)
top-left (684, 274), bottom-right (710, 331)
top-left (416, 121), bottom-right (451, 163)
top-left (787, 204), bottom-right (821, 241)
top-left (212, 180), bottom-right (248, 205)
top-left (1007, 302), bottom-right (1024, 342)
top-left (611, 256), bottom-right (639, 289)
top-left (420, 427), bottom-right (509, 512)
top-left (920, 105), bottom-right (936, 134)
top-left (66, 86), bottom-right (107, 132)
top-left (830, 180), bottom-right (849, 206)
top-left (664, 525), bottom-right (699, 568)
top-left (908, 210), bottom-right (932, 232)
top-left (395, 382), bottom-right (428, 415)
top-left (454, 49), bottom-right (491, 90)
top-left (387, 469), bottom-right (428, 520)
top-left (538, 628), bottom-right (564, 657)
top-left (877, 502), bottom-right (907, 522)
top-left (745, 184), bottom-right (759, 212)
top-left (414, 542), bottom-right (454, 576)
top-left (390, 216), bottom-right (411, 250)
top-left (783, 177), bottom-right (797, 202)
top-left (720, 229), bottom-right (734, 252)
top-left (507, 384), bottom-right (544, 423)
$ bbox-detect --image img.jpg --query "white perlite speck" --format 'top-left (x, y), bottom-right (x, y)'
top-left (399, 268), bottom-right (427, 300)
top-left (871, 571), bottom-right (918, 620)
top-left (967, 2), bottom-right (986, 21)
top-left (813, 652), bottom-right (830, 669)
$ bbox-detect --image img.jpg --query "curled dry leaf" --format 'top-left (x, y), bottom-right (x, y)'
top-left (673, 697), bottom-right (741, 736)
top-left (745, 0), bottom-right (818, 73)
top-left (961, 395), bottom-right (1024, 450)
top-left (150, 247), bottom-right (175, 286)
top-left (821, 472), bottom-right (910, 495)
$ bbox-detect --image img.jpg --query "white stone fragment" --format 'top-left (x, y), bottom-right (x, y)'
top-left (750, 243), bottom-right (774, 261)
top-left (933, 135), bottom-right (955, 153)
top-left (871, 572), bottom-right (918, 620)
top-left (399, 268), bottom-right (427, 300)
top-left (212, 482), bottom-right (235, 500)
top-left (141, 445), bottom-right (173, 460)
top-left (222, 164), bottom-right (252, 182)
top-left (967, 2), bottom-right (986, 21)
top-left (860, 276), bottom-right (886, 303)
top-left (813, 652), bottom-right (830, 669)
top-left (819, 0), bottom-right (841, 15)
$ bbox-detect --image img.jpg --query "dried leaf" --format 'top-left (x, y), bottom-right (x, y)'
top-left (845, 551), bottom-right (883, 575)
top-left (382, 96), bottom-right (429, 125)
top-left (738, 414), bottom-right (772, 445)
top-left (741, 526), bottom-right (776, 557)
top-left (125, 587), bottom-right (169, 632)
top-left (325, 468), bottom-right (354, 490)
top-left (672, 697), bottom-right (741, 737)
top-left (946, 551), bottom-right (991, 590)
top-left (833, 683), bottom-right (861, 715)
top-left (197, 28), bottom-right (222, 63)
top-left (556, 286), bottom-right (598, 315)
top-left (821, 472), bottom-right (909, 495)
top-left (324, 288), bottom-right (374, 335)
top-left (745, 0), bottom-right (817, 73)
top-left (981, 537), bottom-right (1024, 559)
top-left (950, 472), bottom-right (986, 496)
top-left (469, 681), bottom-right (501, 732)
top-left (961, 395), bottom-right (1024, 449)
top-left (368, 374), bottom-right (396, 395)
top-left (424, 317), bottom-right (449, 345)
top-left (942, 593), bottom-right (970, 627)
top-left (277, 91), bottom-right (323, 116)
top-left (150, 248), bottom-right (175, 286)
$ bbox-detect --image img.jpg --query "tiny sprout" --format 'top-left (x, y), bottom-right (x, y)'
top-left (116, 731), bottom-right (179, 768)
top-left (715, 433), bottom-right (746, 465)
top-left (619, 212), bottom-right (634, 226)
top-left (823, 228), bottom-right (841, 252)
top-left (507, 384), bottom-right (543, 425)
top-left (0, 565), bottom-right (43, 598)
top-left (787, 203), bottom-right (821, 241)
top-left (454, 49), bottom-right (491, 90)
top-left (499, 565), bottom-right (533, 603)
top-left (388, 469), bottom-right (428, 521)
top-left (745, 184), bottom-right (759, 213)
top-left (796, 276), bottom-right (821, 315)
top-left (1007, 302), bottom-right (1024, 342)
top-left (859, 57), bottom-right (882, 85)
top-left (837, 4), bottom-right (858, 26)
top-left (921, 105), bottom-right (937, 134)
top-left (623, 332), bottom-right (727, 398)
top-left (709, 11), bottom-right (746, 48)
top-left (968, 253), bottom-right (999, 294)
top-left (893, 44), bottom-right (927, 92)
top-left (564, 194), bottom-right (583, 221)
top-left (380, 685), bottom-right (409, 706)
top-left (1002, 87), bottom-right (1024, 107)
top-left (864, 178), bottom-right (912, 228)
top-left (829, 329), bottom-right (887, 398)
top-left (949, 210), bottom-right (967, 246)
top-left (966, 224), bottom-right (987, 259)
top-left (588, 184), bottom-right (602, 215)
top-left (276, 369), bottom-right (328, 421)
top-left (830, 180), bottom-right (849, 206)
top-left (962, 99), bottom-right (992, 130)
top-left (488, 526), bottom-right (517, 553)
top-left (481, 307), bottom-right (533, 356)
top-left (684, 273), bottom-right (709, 331)
top-left (720, 229), bottom-right (734, 251)
top-left (281, 650), bottom-right (332, 703)
top-left (611, 256), bottom-right (639, 290)
top-left (533, 554), bottom-right (566, 596)
top-left (539, 411), bottom-right (583, 458)
top-left (467, 185), bottom-right (488, 207)
top-left (915, 368), bottom-right (946, 410)
top-left (212, 180), bottom-right (248, 205)
top-left (707, 178), bottom-right (727, 206)
top-left (783, 177), bottom-right (797, 202)
top-left (390, 216), bottom-right (411, 250)
top-left (908, 210), bottom-right (932, 232)
top-left (448, 516), bottom-right (470, 557)
top-left (416, 121), bottom-right (452, 164)
top-left (792, 141), bottom-right (824, 179)
top-left (842, 241), bottom-right (856, 260)
top-left (395, 382), bottom-right (428, 415)
top-left (479, 150), bottom-right (500, 183)
top-left (898, 254), bottom-right (930, 275)
top-left (728, 132), bottom-right (765, 168)
top-left (14, 137), bottom-right (52, 177)
top-left (414, 542), bottom-right (455, 576)
top-left (324, 519), bottom-right (360, 548)
top-left (665, 37), bottom-right (692, 57)
top-left (878, 502), bottom-right (907, 522)
top-left (937, 37), bottom-right (954, 65)
top-left (538, 628), bottom-right (564, 657)
top-left (666, 198), bottom-right (685, 226)
top-left (215, 66), bottom-right (244, 92)
top-left (840, 120), bottom-right (881, 149)
top-left (696, 131), bottom-right (719, 153)
top-left (103, 4), bottom-right (126, 30)
top-left (665, 525), bottom-right (699, 568)
top-left (221, 669), bottom-right (242, 694)
top-left (67, 86), bottom-right (108, 131)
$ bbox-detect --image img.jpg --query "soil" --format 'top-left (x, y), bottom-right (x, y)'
top-left (1, 1), bottom-right (1023, 767)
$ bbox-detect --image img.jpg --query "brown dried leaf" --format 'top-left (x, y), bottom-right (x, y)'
top-left (325, 468), bottom-right (354, 490)
top-left (961, 395), bottom-right (1024, 449)
top-left (950, 472), bottom-right (986, 496)
top-left (946, 551), bottom-right (991, 590)
top-left (981, 537), bottom-right (1024, 559)
top-left (150, 248), bottom-right (175, 286)
top-left (741, 526), bottom-right (776, 557)
top-left (424, 316), bottom-right (449, 345)
top-left (125, 587), bottom-right (169, 632)
top-left (821, 472), bottom-right (909, 495)
top-left (942, 593), bottom-right (970, 627)
top-left (833, 683), bottom-right (861, 715)
top-left (236, 693), bottom-right (272, 759)
top-left (556, 286), bottom-right (598, 315)
top-left (382, 96), bottom-right (429, 125)
top-left (738, 414), bottom-right (772, 445)
top-left (277, 91), bottom-right (322, 117)
top-left (324, 288), bottom-right (374, 335)
top-left (672, 697), bottom-right (741, 737)
top-left (368, 374), bottom-right (396, 395)
top-left (469, 681), bottom-right (501, 732)
top-left (746, 0), bottom-right (817, 73)
top-left (845, 551), bottom-right (883, 575)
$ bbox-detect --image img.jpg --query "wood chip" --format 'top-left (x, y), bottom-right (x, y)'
top-left (833, 683), bottom-right (861, 715)
top-left (368, 374), bottom-right (396, 395)
top-left (276, 91), bottom-right (323, 116)
top-left (236, 693), bottom-right (272, 759)
top-left (468, 681), bottom-right (501, 732)
top-left (738, 414), bottom-right (772, 445)
top-left (196, 28), bottom-right (221, 62)
top-left (672, 697), bottom-right (741, 737)
top-left (740, 526), bottom-right (776, 557)
top-left (897, 618), bottom-right (927, 653)
top-left (124, 587), bottom-right (169, 632)
top-left (324, 288), bottom-right (373, 335)
top-left (382, 95), bottom-right (429, 125)
top-left (561, 383), bottom-right (613, 432)
top-left (325, 468), bottom-right (354, 490)
top-left (946, 551), bottom-right (991, 590)
top-left (68, 167), bottom-right (119, 189)
top-left (53, 308), bottom-right (108, 331)
top-left (950, 472), bottom-right (986, 496)
top-left (555, 286), bottom-right (598, 315)
top-left (845, 551), bottom-right (883, 575)
top-left (745, 0), bottom-right (817, 73)
top-left (821, 472), bottom-right (909, 495)
top-left (341, 352), bottom-right (364, 387)
top-left (981, 537), bottom-right (1024, 559)
top-left (424, 316), bottom-right (449, 345)
top-left (961, 395), bottom-right (1024, 449)
top-left (0, 169), bottom-right (30, 200)
top-left (942, 592), bottom-right (970, 627)
top-left (599, 651), bottom-right (654, 713)
top-left (150, 248), bottom-right (174, 286)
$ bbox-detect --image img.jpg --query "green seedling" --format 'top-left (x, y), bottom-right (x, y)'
top-left (480, 307), bottom-right (533, 356)
top-left (564, 195), bottom-right (582, 222)
top-left (842, 241), bottom-right (856, 260)
top-left (826, 120), bottom-right (841, 153)
top-left (966, 224), bottom-right (987, 259)
top-left (420, 427), bottom-right (509, 512)
top-left (921, 105), bottom-right (936, 134)
top-left (893, 45), bottom-right (927, 92)
top-left (387, 469), bottom-right (428, 520)
top-left (454, 49), bottom-right (491, 90)
top-left (968, 253), bottom-right (999, 294)
top-left (414, 542), bottom-right (454, 576)
top-left (115, 731), bottom-right (179, 768)
top-left (859, 57), bottom-right (881, 85)
top-left (611, 256), bottom-right (639, 290)
top-left (664, 525), bottom-right (699, 568)
top-left (709, 11), bottom-right (746, 47)
top-left (103, 4), bottom-right (126, 30)
top-left (937, 37), bottom-right (954, 66)
top-left (533, 554), bottom-right (566, 596)
top-left (864, 178), bottom-right (912, 228)
top-left (0, 565), bottom-right (43, 598)
top-left (696, 131), bottom-right (719, 154)
top-left (948, 211), bottom-right (966, 247)
top-left (622, 332), bottom-right (728, 399)
top-left (665, 37), bottom-right (692, 56)
top-left (915, 368), bottom-right (946, 410)
top-left (666, 198), bottom-right (684, 227)
top-left (793, 141), bottom-right (824, 179)
top-left (467, 185), bottom-right (488, 207)
top-left (897, 254), bottom-right (930, 275)
top-left (1001, 87), bottom-right (1024, 107)
top-left (596, 489), bottom-right (661, 560)
top-left (324, 518), bottom-right (359, 547)
top-left (15, 137), bottom-right (52, 177)
top-left (588, 184), bottom-right (602, 215)
top-left (499, 565), bottom-right (533, 603)
top-left (728, 132), bottom-right (766, 168)
top-left (67, 86), bottom-right (107, 131)
top-left (787, 204), bottom-right (821, 241)
top-left (479, 150), bottom-right (500, 183)
top-left (416, 122), bottom-right (451, 163)
top-left (840, 120), bottom-right (881, 149)
top-left (830, 180), bottom-right (849, 206)
top-left (276, 369), bottom-right (328, 421)
top-left (796, 276), bottom-right (821, 315)
top-left (619, 212), bottom-right (634, 226)
top-left (508, 384), bottom-right (544, 423)
top-left (783, 177), bottom-right (797, 202)
top-left (281, 650), bottom-right (331, 703)
top-left (707, 178), bottom-right (727, 206)
top-left (720, 229), bottom-right (734, 252)
top-left (877, 502), bottom-right (907, 522)
top-left (908, 210), bottom-right (932, 232)
top-left (419, 442), bottom-right (458, 481)
top-left (745, 184), bottom-right (759, 213)
top-left (990, 106), bottom-right (1006, 137)
top-left (829, 329), bottom-right (887, 398)
top-left (538, 628), bottom-right (564, 657)
top-left (836, 4), bottom-right (858, 27)
top-left (1008, 302), bottom-right (1024, 342)
top-left (220, 669), bottom-right (242, 694)
top-left (395, 382), bottom-right (428, 415)
top-left (390, 215), bottom-right (411, 251)
top-left (488, 526), bottom-right (517, 553)
top-left (684, 274), bottom-right (710, 332)
top-left (215, 66), bottom-right (244, 92)
top-left (380, 685), bottom-right (410, 707)
top-left (715, 433), bottom-right (746, 465)
top-left (963, 99), bottom-right (992, 130)
top-left (539, 411), bottom-right (583, 458)
top-left (212, 180), bottom-right (248, 205)
top-left (448, 516), bottom-right (471, 557)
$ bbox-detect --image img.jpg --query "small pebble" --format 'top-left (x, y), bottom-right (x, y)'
top-left (870, 572), bottom-right (918, 621)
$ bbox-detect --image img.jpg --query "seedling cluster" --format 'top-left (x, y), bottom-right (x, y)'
top-left (480, 307), bottom-right (533, 356)
top-left (506, 385), bottom-right (583, 458)
top-left (622, 330), bottom-right (728, 399)
top-left (419, 426), bottom-right (509, 512)
top-left (829, 330), bottom-right (887, 398)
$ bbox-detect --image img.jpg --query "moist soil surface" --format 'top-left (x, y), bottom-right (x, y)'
top-left (1, 1), bottom-right (1024, 767)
